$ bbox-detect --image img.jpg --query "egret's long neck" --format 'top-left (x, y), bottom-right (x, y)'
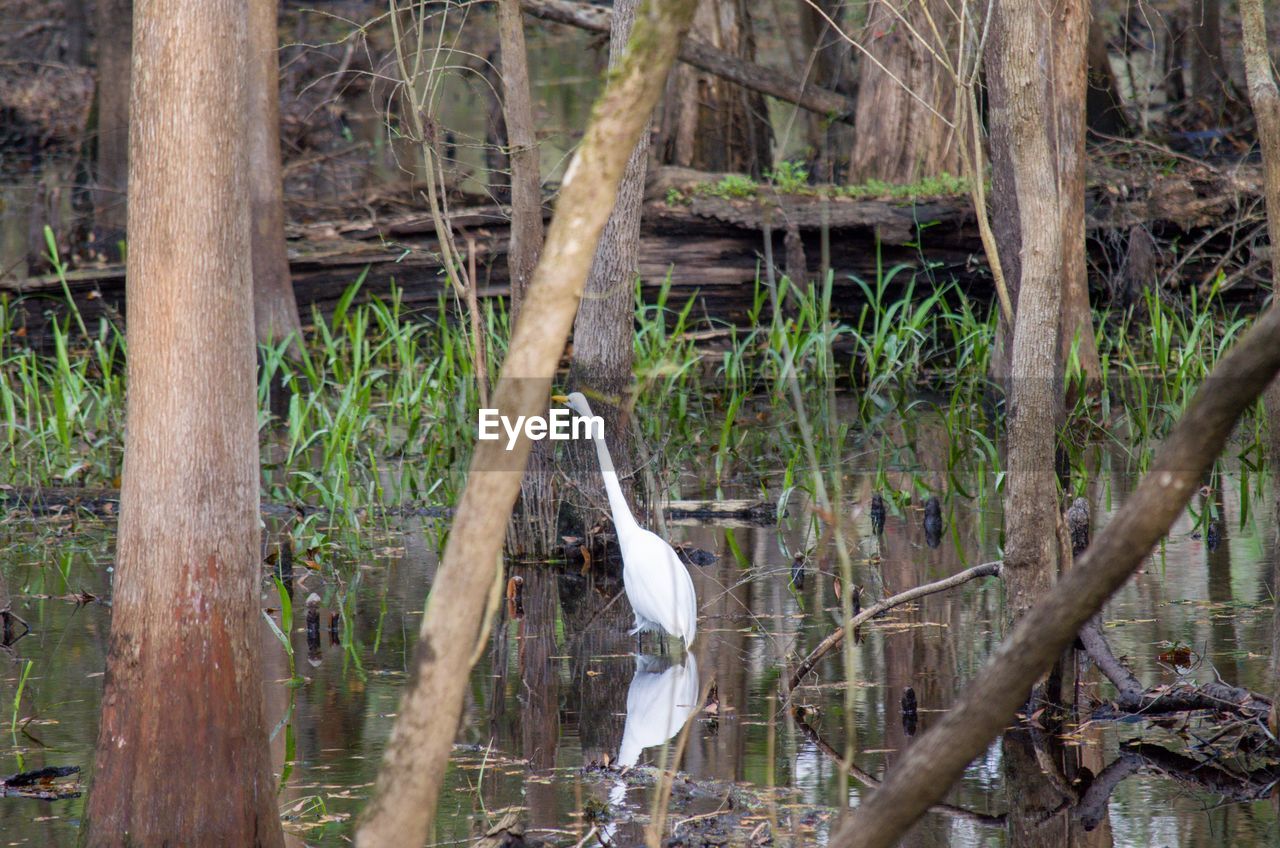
top-left (591, 430), bottom-right (639, 536)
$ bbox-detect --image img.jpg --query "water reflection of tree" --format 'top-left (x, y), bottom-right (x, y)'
top-left (510, 565), bottom-right (562, 833)
top-left (1204, 484), bottom-right (1240, 683)
top-left (1002, 727), bottom-right (1112, 848)
top-left (558, 562), bottom-right (630, 765)
top-left (683, 528), bottom-right (750, 783)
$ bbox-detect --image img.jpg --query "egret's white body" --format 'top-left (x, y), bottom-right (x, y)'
top-left (556, 392), bottom-right (698, 647)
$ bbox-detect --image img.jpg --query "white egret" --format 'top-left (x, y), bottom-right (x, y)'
top-left (552, 392), bottom-right (698, 648)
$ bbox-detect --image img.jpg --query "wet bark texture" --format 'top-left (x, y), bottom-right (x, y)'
top-left (94, 0), bottom-right (131, 233)
top-left (83, 2), bottom-right (283, 845)
top-left (848, 0), bottom-right (959, 184)
top-left (248, 0), bottom-right (302, 348)
top-left (656, 0), bottom-right (772, 176)
top-left (567, 0), bottom-right (647, 525)
top-left (831, 297), bottom-right (1280, 848)
top-left (994, 0), bottom-right (1063, 625)
top-left (354, 3), bottom-right (698, 844)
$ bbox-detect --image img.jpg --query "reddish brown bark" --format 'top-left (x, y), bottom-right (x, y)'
top-left (84, 2), bottom-right (283, 845)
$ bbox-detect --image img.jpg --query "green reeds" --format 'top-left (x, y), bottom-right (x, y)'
top-left (4, 233), bottom-right (1273, 538)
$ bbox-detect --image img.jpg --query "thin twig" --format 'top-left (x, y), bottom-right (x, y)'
top-left (786, 560), bottom-right (1002, 693)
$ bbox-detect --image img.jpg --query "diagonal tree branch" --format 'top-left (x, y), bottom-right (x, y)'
top-left (353, 2), bottom-right (699, 844)
top-left (831, 301), bottom-right (1280, 847)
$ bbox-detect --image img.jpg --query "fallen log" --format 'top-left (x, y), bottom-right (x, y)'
top-left (1076, 741), bottom-right (1280, 830)
top-left (665, 498), bottom-right (777, 523)
top-left (520, 0), bottom-right (857, 122)
top-left (1, 765), bottom-right (81, 801)
top-left (0, 486), bottom-right (452, 522)
top-left (5, 163), bottom-right (1272, 349)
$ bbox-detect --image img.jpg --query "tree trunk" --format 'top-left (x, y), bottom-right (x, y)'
top-left (1054, 0), bottom-right (1101, 391)
top-left (498, 0), bottom-right (544, 313)
top-left (1085, 4), bottom-right (1128, 136)
top-left (248, 0), bottom-right (302, 349)
top-left (83, 2), bottom-right (283, 846)
top-left (353, 3), bottom-right (698, 844)
top-left (797, 0), bottom-right (852, 183)
top-left (1188, 0), bottom-right (1227, 117)
top-left (989, 0), bottom-right (1100, 391)
top-left (848, 0), bottom-right (959, 184)
top-left (656, 0), bottom-right (772, 176)
top-left (1239, 0), bottom-right (1280, 736)
top-left (497, 0), bottom-right (555, 557)
top-left (94, 0), bottom-right (131, 234)
top-left (991, 0), bottom-right (1064, 625)
top-left (567, 0), bottom-right (649, 523)
top-left (65, 0), bottom-right (90, 64)
top-left (830, 296), bottom-right (1280, 848)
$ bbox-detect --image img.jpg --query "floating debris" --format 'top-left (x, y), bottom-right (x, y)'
top-left (790, 553), bottom-right (806, 589)
top-left (923, 496), bottom-right (943, 548)
top-left (870, 493), bottom-right (886, 535)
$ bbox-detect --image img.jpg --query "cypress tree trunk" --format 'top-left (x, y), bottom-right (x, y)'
top-left (991, 0), bottom-right (1063, 625)
top-left (989, 0), bottom-right (1100, 391)
top-left (84, 1), bottom-right (283, 845)
top-left (1188, 0), bottom-right (1228, 119)
top-left (847, 0), bottom-right (959, 184)
top-left (1053, 0), bottom-right (1101, 391)
top-left (655, 0), bottom-right (772, 176)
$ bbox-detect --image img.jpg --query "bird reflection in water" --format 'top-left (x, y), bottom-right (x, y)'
top-left (602, 653), bottom-right (701, 841)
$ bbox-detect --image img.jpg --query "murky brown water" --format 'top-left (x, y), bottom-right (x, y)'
top-left (2, 459), bottom-right (1278, 846)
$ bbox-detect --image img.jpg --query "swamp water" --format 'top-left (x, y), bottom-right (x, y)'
top-left (1, 465), bottom-right (1278, 847)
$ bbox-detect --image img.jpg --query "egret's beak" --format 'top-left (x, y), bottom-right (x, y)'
top-left (551, 394), bottom-right (569, 403)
